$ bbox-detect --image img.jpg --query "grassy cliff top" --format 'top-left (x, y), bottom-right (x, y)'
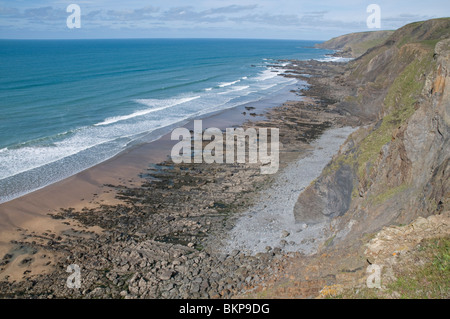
top-left (316, 30), bottom-right (395, 58)
top-left (317, 17), bottom-right (450, 58)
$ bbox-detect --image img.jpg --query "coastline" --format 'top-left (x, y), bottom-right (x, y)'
top-left (0, 59), bottom-right (358, 298)
top-left (0, 81), bottom-right (303, 275)
top-left (0, 8), bottom-right (447, 302)
top-left (0, 83), bottom-right (302, 255)
top-left (217, 126), bottom-right (357, 256)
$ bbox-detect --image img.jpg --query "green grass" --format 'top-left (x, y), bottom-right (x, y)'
top-left (338, 237), bottom-right (450, 299)
top-left (386, 237), bottom-right (450, 299)
top-left (321, 48), bottom-right (435, 204)
top-left (350, 36), bottom-right (393, 56)
top-left (356, 52), bottom-right (434, 181)
top-left (324, 235), bottom-right (336, 248)
top-left (420, 39), bottom-right (441, 50)
top-left (368, 183), bottom-right (410, 205)
top-left (314, 28), bottom-right (440, 208)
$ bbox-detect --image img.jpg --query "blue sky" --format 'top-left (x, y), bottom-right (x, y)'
top-left (0, 0), bottom-right (448, 40)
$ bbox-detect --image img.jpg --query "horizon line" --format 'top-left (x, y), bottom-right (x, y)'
top-left (0, 36), bottom-right (328, 41)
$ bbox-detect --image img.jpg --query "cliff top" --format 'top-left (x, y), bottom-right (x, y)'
top-left (316, 17), bottom-right (450, 58)
top-left (316, 30), bottom-right (395, 58)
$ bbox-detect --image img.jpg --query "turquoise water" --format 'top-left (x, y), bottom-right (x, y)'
top-left (0, 38), bottom-right (330, 203)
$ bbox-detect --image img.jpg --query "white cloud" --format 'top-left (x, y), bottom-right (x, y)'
top-left (0, 1), bottom-right (448, 39)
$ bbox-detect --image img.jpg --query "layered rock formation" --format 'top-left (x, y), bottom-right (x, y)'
top-left (295, 18), bottom-right (450, 246)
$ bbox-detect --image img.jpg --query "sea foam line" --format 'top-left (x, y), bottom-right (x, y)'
top-left (94, 96), bottom-right (201, 126)
top-left (218, 79), bottom-right (241, 87)
top-left (217, 76), bottom-right (248, 88)
top-left (316, 56), bottom-right (354, 63)
top-left (218, 85), bottom-right (250, 95)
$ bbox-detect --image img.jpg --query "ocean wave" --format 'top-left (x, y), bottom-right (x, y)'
top-left (254, 69), bottom-right (279, 81)
top-left (218, 85), bottom-right (250, 95)
top-left (0, 117), bottom-right (175, 183)
top-left (94, 96), bottom-right (201, 126)
top-left (218, 79), bottom-right (241, 87)
top-left (258, 83), bottom-right (278, 91)
top-left (0, 134), bottom-right (107, 180)
top-left (316, 56), bottom-right (354, 63)
top-left (1, 66), bottom-right (297, 202)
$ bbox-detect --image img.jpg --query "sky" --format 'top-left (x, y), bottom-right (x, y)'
top-left (0, 0), bottom-right (449, 40)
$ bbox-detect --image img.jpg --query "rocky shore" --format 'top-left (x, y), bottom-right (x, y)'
top-left (244, 19), bottom-right (449, 298)
top-left (2, 18), bottom-right (447, 299)
top-left (0, 57), bottom-right (358, 298)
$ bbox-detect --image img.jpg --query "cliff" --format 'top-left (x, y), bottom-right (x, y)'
top-left (295, 18), bottom-right (450, 247)
top-left (316, 30), bottom-right (394, 58)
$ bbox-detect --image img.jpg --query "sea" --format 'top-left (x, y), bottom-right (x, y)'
top-left (0, 38), bottom-right (334, 203)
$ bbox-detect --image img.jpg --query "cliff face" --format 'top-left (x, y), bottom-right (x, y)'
top-left (316, 30), bottom-right (394, 58)
top-left (295, 18), bottom-right (450, 246)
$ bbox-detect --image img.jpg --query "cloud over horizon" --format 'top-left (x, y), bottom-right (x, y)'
top-left (0, 0), bottom-right (447, 40)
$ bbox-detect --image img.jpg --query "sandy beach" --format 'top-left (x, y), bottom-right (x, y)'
top-left (0, 0), bottom-right (448, 303)
top-left (0, 59), bottom-right (358, 298)
top-left (0, 80), bottom-right (303, 273)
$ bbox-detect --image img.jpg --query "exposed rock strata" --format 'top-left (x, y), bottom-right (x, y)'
top-left (295, 18), bottom-right (450, 248)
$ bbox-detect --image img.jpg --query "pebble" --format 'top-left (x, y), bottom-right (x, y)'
top-left (1, 62), bottom-right (339, 299)
top-left (281, 230), bottom-right (290, 238)
top-left (159, 270), bottom-right (174, 281)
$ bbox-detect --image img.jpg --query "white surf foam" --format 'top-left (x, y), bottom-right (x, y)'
top-left (95, 96), bottom-right (201, 126)
top-left (255, 69), bottom-right (279, 81)
top-left (218, 85), bottom-right (250, 95)
top-left (1, 63), bottom-right (301, 203)
top-left (316, 56), bottom-right (353, 63)
top-left (218, 79), bottom-right (241, 87)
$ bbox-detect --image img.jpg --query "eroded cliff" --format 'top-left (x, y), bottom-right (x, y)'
top-left (315, 30), bottom-right (394, 58)
top-left (295, 18), bottom-right (450, 247)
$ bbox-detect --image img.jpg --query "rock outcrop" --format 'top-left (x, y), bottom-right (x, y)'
top-left (295, 18), bottom-right (450, 246)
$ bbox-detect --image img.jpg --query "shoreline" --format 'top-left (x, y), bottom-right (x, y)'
top-left (0, 82), bottom-right (301, 205)
top-left (0, 84), bottom-right (302, 252)
top-left (0, 59), bottom-right (358, 298)
top-left (216, 126), bottom-right (357, 256)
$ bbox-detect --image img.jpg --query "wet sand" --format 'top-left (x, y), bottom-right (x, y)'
top-left (0, 85), bottom-right (302, 259)
top-left (0, 60), bottom-right (360, 298)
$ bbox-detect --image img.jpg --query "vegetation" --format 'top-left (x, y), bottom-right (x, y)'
top-left (357, 51), bottom-right (434, 181)
top-left (340, 237), bottom-right (450, 299)
top-left (368, 183), bottom-right (410, 205)
top-left (388, 237), bottom-right (450, 299)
